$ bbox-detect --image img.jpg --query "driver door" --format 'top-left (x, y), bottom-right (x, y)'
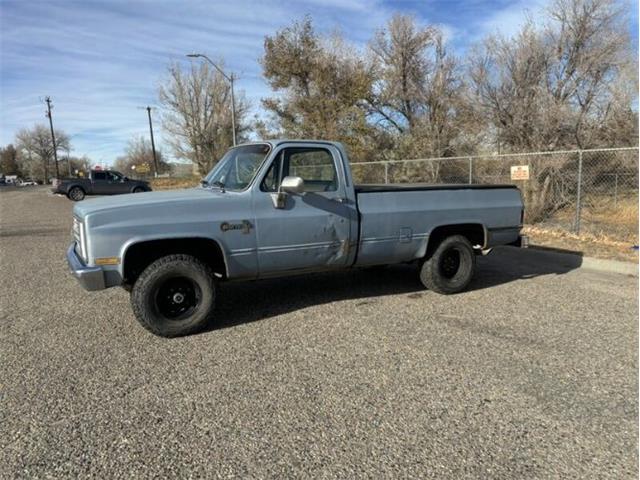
top-left (252, 144), bottom-right (355, 276)
top-left (105, 171), bottom-right (130, 194)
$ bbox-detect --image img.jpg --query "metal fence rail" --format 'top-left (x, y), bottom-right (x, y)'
top-left (350, 147), bottom-right (639, 244)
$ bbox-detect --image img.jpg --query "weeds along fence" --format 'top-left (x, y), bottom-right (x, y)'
top-left (350, 147), bottom-right (639, 244)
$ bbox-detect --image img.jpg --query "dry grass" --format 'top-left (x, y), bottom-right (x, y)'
top-left (525, 194), bottom-right (638, 262)
top-left (583, 195), bottom-right (639, 230)
top-left (150, 176), bottom-right (200, 190)
top-left (523, 225), bottom-right (638, 262)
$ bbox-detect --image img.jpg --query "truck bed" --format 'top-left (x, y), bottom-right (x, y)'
top-left (354, 184), bottom-right (523, 266)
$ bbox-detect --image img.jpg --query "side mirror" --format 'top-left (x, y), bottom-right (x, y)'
top-left (271, 176), bottom-right (304, 209)
top-left (280, 176), bottom-right (305, 194)
top-left (123, 177), bottom-right (129, 181)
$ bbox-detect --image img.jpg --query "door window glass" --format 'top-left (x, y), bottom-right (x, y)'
top-left (288, 148), bottom-right (337, 192)
top-left (261, 147), bottom-right (338, 192)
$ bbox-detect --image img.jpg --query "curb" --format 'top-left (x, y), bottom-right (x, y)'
top-left (579, 256), bottom-right (639, 277)
top-left (524, 246), bottom-right (638, 277)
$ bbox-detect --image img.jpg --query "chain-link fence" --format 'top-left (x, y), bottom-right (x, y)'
top-left (351, 147), bottom-right (639, 247)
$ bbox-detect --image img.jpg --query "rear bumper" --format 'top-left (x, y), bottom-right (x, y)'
top-left (66, 244), bottom-right (106, 291)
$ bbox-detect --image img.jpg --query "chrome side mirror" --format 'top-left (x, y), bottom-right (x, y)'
top-left (271, 176), bottom-right (304, 209)
top-left (280, 176), bottom-right (304, 194)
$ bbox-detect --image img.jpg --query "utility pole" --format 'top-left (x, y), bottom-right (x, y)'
top-left (186, 53), bottom-right (237, 146)
top-left (65, 145), bottom-right (72, 176)
top-left (229, 73), bottom-right (236, 146)
top-left (141, 106), bottom-right (159, 177)
top-left (45, 96), bottom-right (60, 180)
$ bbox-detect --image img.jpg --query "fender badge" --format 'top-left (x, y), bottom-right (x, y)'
top-left (220, 220), bottom-right (252, 234)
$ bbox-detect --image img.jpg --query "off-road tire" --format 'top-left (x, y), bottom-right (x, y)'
top-left (131, 254), bottom-right (217, 337)
top-left (420, 235), bottom-right (476, 294)
top-left (68, 186), bottom-right (85, 201)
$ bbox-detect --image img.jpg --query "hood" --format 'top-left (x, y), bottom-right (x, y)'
top-left (73, 188), bottom-right (224, 219)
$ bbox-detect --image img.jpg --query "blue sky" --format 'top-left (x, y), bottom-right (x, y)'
top-left (1, 0), bottom-right (638, 165)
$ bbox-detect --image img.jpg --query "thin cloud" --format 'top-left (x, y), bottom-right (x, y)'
top-left (1, 0), bottom-right (636, 164)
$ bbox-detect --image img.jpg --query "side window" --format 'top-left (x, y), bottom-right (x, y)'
top-left (259, 147), bottom-right (338, 193)
top-left (93, 172), bottom-right (106, 181)
top-left (107, 172), bottom-right (121, 181)
top-left (288, 148), bottom-right (337, 192)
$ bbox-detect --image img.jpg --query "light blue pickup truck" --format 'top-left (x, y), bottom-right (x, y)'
top-left (68, 140), bottom-right (525, 337)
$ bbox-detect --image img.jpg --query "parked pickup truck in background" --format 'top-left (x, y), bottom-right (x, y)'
top-left (52, 169), bottom-right (151, 201)
top-left (67, 140), bottom-right (526, 337)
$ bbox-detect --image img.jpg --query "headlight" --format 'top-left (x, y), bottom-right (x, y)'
top-left (72, 217), bottom-right (87, 262)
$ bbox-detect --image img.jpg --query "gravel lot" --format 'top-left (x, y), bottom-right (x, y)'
top-left (1, 186), bottom-right (637, 479)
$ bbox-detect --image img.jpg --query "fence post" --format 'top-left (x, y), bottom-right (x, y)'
top-left (574, 150), bottom-right (583, 234)
top-left (468, 157), bottom-right (473, 184)
top-left (384, 162), bottom-right (389, 184)
top-left (614, 174), bottom-right (618, 208)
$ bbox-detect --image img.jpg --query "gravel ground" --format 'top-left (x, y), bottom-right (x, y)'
top-left (1, 187), bottom-right (638, 479)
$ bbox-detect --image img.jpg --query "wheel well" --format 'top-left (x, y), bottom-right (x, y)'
top-left (425, 224), bottom-right (485, 258)
top-left (68, 184), bottom-right (84, 192)
top-left (123, 238), bottom-right (227, 286)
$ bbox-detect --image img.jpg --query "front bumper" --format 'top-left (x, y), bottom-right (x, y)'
top-left (66, 244), bottom-right (106, 291)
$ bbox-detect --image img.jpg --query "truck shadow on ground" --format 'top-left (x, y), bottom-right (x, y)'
top-left (205, 246), bottom-right (583, 333)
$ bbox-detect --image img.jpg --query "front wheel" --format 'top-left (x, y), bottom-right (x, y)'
top-left (131, 254), bottom-right (217, 337)
top-left (132, 186), bottom-right (145, 193)
top-left (68, 186), bottom-right (85, 201)
top-left (420, 235), bottom-right (476, 294)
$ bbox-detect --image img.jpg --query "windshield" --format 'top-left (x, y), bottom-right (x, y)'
top-left (203, 144), bottom-right (271, 191)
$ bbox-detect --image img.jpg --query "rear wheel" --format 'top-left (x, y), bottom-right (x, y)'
top-left (131, 254), bottom-right (217, 337)
top-left (420, 235), bottom-right (476, 294)
top-left (68, 186), bottom-right (85, 201)
top-left (132, 186), bottom-right (145, 193)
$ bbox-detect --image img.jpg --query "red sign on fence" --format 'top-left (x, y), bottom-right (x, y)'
top-left (510, 165), bottom-right (530, 180)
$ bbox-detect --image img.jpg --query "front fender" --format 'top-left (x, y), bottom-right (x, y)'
top-left (117, 233), bottom-right (230, 278)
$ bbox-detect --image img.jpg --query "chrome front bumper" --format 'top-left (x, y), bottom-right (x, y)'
top-left (66, 244), bottom-right (106, 291)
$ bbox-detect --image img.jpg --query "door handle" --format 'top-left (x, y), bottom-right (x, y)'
top-left (335, 197), bottom-right (347, 203)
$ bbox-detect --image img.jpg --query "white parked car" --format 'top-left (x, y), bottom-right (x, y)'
top-left (17, 178), bottom-right (39, 187)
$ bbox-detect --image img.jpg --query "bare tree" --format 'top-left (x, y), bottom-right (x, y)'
top-left (0, 144), bottom-right (20, 175)
top-left (261, 17), bottom-right (379, 162)
top-left (368, 14), bottom-right (478, 160)
top-left (466, 0), bottom-right (636, 221)
top-left (159, 61), bottom-right (250, 175)
top-left (369, 14), bottom-right (437, 133)
top-left (114, 136), bottom-right (171, 176)
top-left (15, 124), bottom-right (70, 183)
top-left (469, 0), bottom-right (635, 152)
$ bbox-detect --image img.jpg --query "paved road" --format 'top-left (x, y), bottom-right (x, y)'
top-left (1, 187), bottom-right (637, 478)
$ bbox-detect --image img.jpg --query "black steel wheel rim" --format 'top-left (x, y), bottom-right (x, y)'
top-left (154, 276), bottom-right (202, 320)
top-left (439, 248), bottom-right (461, 279)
